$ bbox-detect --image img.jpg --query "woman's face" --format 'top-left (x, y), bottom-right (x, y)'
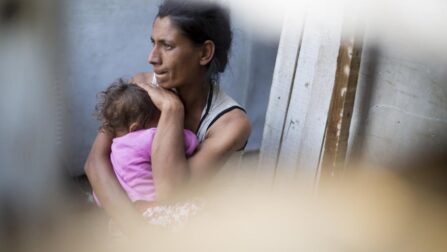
top-left (148, 17), bottom-right (203, 89)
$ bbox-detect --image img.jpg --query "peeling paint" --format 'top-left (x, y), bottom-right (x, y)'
top-left (343, 65), bottom-right (350, 76)
top-left (341, 87), bottom-right (347, 97)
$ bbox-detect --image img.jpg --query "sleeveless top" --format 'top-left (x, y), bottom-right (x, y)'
top-left (195, 83), bottom-right (246, 147)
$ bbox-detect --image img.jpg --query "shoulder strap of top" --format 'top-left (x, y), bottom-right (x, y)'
top-left (196, 83), bottom-right (245, 143)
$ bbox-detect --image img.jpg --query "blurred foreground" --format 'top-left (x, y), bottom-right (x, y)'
top-left (2, 165), bottom-right (447, 252)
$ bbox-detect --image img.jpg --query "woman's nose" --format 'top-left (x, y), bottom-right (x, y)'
top-left (148, 46), bottom-right (161, 65)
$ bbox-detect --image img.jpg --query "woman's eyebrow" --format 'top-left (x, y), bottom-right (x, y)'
top-left (151, 37), bottom-right (174, 45)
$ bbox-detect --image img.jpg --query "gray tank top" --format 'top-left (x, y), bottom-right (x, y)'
top-left (196, 83), bottom-right (245, 144)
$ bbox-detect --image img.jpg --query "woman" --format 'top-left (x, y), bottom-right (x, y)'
top-left (85, 0), bottom-right (251, 232)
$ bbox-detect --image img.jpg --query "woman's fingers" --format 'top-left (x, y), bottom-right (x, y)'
top-left (130, 72), bottom-right (152, 85)
top-left (134, 81), bottom-right (153, 92)
top-left (130, 72), bottom-right (184, 112)
top-left (132, 77), bottom-right (183, 112)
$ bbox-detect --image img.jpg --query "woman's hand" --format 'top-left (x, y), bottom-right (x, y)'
top-left (131, 72), bottom-right (184, 113)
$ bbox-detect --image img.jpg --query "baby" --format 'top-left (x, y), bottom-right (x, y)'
top-left (92, 79), bottom-right (198, 212)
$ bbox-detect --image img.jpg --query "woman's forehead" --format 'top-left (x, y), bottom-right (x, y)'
top-left (151, 16), bottom-right (182, 41)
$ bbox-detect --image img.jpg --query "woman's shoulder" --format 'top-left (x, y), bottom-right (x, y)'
top-left (205, 108), bottom-right (251, 150)
top-left (213, 108), bottom-right (250, 131)
top-left (196, 83), bottom-right (249, 144)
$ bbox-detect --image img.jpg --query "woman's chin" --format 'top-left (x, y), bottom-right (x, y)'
top-left (157, 81), bottom-right (172, 89)
top-left (157, 79), bottom-right (179, 89)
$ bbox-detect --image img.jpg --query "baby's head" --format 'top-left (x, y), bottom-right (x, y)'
top-left (95, 79), bottom-right (159, 137)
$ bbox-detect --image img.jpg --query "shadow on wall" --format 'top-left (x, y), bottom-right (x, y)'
top-left (349, 44), bottom-right (380, 158)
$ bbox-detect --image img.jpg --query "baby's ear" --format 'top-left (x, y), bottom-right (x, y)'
top-left (128, 122), bottom-right (141, 132)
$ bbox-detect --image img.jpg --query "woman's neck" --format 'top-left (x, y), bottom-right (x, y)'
top-left (177, 80), bottom-right (210, 113)
top-left (176, 80), bottom-right (211, 131)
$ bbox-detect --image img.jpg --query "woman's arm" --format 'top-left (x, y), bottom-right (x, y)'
top-left (84, 131), bottom-right (143, 232)
top-left (135, 80), bottom-right (189, 200)
top-left (187, 108), bottom-right (251, 182)
top-left (134, 74), bottom-right (251, 200)
top-left (152, 102), bottom-right (251, 199)
top-left (151, 100), bottom-right (189, 199)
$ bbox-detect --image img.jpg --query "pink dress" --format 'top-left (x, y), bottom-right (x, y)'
top-left (94, 128), bottom-right (198, 205)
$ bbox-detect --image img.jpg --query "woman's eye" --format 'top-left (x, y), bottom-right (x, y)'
top-left (164, 44), bottom-right (174, 50)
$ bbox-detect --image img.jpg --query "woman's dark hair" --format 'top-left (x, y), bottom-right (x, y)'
top-left (95, 79), bottom-right (159, 135)
top-left (157, 0), bottom-right (232, 82)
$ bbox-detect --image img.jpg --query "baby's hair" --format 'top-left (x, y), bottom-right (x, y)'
top-left (95, 79), bottom-right (159, 136)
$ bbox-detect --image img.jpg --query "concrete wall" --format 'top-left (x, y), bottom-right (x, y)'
top-left (348, 30), bottom-right (447, 170)
top-left (60, 0), bottom-right (279, 175)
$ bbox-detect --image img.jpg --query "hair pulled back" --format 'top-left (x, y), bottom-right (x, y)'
top-left (157, 0), bottom-right (232, 82)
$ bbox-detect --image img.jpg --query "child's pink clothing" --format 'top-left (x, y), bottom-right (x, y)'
top-left (94, 128), bottom-right (198, 205)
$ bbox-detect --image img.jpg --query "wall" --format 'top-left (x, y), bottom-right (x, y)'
top-left (348, 29), bottom-right (447, 170)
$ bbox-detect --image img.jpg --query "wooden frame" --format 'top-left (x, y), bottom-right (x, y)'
top-left (258, 2), bottom-right (363, 188)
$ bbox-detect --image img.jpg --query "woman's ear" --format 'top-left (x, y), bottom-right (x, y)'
top-left (199, 40), bottom-right (215, 66)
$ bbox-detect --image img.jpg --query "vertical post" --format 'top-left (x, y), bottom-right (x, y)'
top-left (274, 1), bottom-right (343, 189)
top-left (257, 8), bottom-right (306, 183)
top-left (319, 20), bottom-right (364, 184)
